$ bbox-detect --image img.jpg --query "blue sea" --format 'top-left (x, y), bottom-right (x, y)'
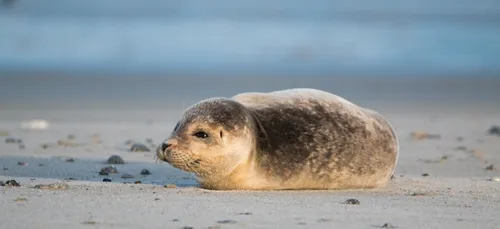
top-left (1, 0), bottom-right (499, 76)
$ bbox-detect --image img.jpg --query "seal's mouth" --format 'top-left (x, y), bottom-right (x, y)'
top-left (155, 145), bottom-right (170, 163)
top-left (157, 147), bottom-right (206, 175)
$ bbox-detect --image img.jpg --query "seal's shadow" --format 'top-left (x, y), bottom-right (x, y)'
top-left (0, 155), bottom-right (199, 187)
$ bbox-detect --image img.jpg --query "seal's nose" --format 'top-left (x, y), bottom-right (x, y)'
top-left (161, 142), bottom-right (171, 152)
top-left (161, 138), bottom-right (178, 152)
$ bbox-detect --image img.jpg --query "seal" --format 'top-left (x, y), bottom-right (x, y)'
top-left (156, 88), bottom-right (399, 190)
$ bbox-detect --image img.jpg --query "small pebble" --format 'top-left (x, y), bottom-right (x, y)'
top-left (124, 140), bottom-right (134, 145)
top-left (121, 174), bottom-right (134, 179)
top-left (100, 166), bottom-right (118, 174)
top-left (217, 220), bottom-right (237, 224)
top-left (34, 183), bottom-right (69, 190)
top-left (4, 180), bottom-right (20, 187)
top-left (40, 143), bottom-right (51, 149)
top-left (18, 144), bottom-right (25, 149)
top-left (146, 138), bottom-right (153, 144)
top-left (134, 181), bottom-right (142, 184)
top-left (65, 177), bottom-right (77, 181)
top-left (410, 192), bottom-right (427, 196)
top-left (488, 177), bottom-right (500, 182)
top-left (238, 212), bottom-right (252, 215)
top-left (3, 168), bottom-right (8, 171)
top-left (65, 158), bottom-right (75, 163)
top-left (5, 137), bottom-right (21, 144)
top-left (181, 227), bottom-right (193, 229)
top-left (487, 125), bottom-right (500, 136)
top-left (14, 197), bottom-right (28, 202)
top-left (67, 134), bottom-right (76, 140)
top-left (422, 173), bottom-right (429, 177)
top-left (344, 199), bottom-right (360, 205)
top-left (106, 155), bottom-right (125, 164)
top-left (456, 136), bottom-right (464, 142)
top-left (410, 131), bottom-right (441, 140)
top-left (381, 223), bottom-right (397, 228)
top-left (17, 162), bottom-right (28, 166)
top-left (485, 164), bottom-right (495, 170)
top-left (130, 143), bottom-right (151, 152)
top-left (164, 184), bottom-right (177, 188)
top-left (102, 178), bottom-right (112, 182)
top-left (99, 171), bottom-right (109, 176)
top-left (140, 169), bottom-right (151, 175)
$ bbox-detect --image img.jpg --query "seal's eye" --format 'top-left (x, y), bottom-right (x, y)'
top-left (193, 131), bottom-right (209, 139)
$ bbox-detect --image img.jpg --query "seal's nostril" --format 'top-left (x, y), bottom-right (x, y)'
top-left (161, 143), bottom-right (171, 152)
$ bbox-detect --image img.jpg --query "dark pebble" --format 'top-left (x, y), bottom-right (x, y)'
top-left (65, 158), bottom-right (75, 163)
top-left (381, 223), bottom-right (397, 228)
top-left (134, 181), bottom-right (142, 184)
top-left (172, 219), bottom-right (180, 222)
top-left (17, 162), bottom-right (28, 166)
top-left (487, 125), bottom-right (500, 136)
top-left (130, 143), bottom-right (151, 152)
top-left (5, 137), bottom-right (22, 144)
top-left (217, 220), bottom-right (237, 224)
top-left (99, 171), bottom-right (109, 176)
top-left (238, 212), bottom-right (252, 215)
top-left (181, 227), bottom-right (193, 229)
top-left (344, 198), bottom-right (360, 205)
top-left (422, 173), bottom-right (429, 177)
top-left (140, 169), bottom-right (151, 175)
top-left (485, 164), bottom-right (495, 170)
top-left (3, 168), bottom-right (8, 170)
top-left (145, 138), bottom-right (153, 144)
top-left (18, 144), bottom-right (25, 149)
top-left (102, 178), bottom-right (112, 182)
top-left (67, 134), bottom-right (76, 140)
top-left (106, 155), bottom-right (125, 164)
top-left (100, 166), bottom-right (118, 174)
top-left (5, 180), bottom-right (20, 187)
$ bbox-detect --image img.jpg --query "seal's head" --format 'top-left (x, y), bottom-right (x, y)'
top-left (157, 98), bottom-right (258, 182)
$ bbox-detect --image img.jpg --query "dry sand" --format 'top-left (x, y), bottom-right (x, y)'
top-left (1, 78), bottom-right (500, 229)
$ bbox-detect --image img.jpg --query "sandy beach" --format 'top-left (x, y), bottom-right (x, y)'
top-left (1, 76), bottom-right (500, 229)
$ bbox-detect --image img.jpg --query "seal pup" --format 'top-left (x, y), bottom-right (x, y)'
top-left (156, 88), bottom-right (399, 190)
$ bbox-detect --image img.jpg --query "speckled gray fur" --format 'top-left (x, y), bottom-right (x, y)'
top-left (159, 88), bottom-right (399, 190)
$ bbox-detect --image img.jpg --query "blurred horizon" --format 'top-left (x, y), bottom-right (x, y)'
top-left (1, 0), bottom-right (500, 77)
